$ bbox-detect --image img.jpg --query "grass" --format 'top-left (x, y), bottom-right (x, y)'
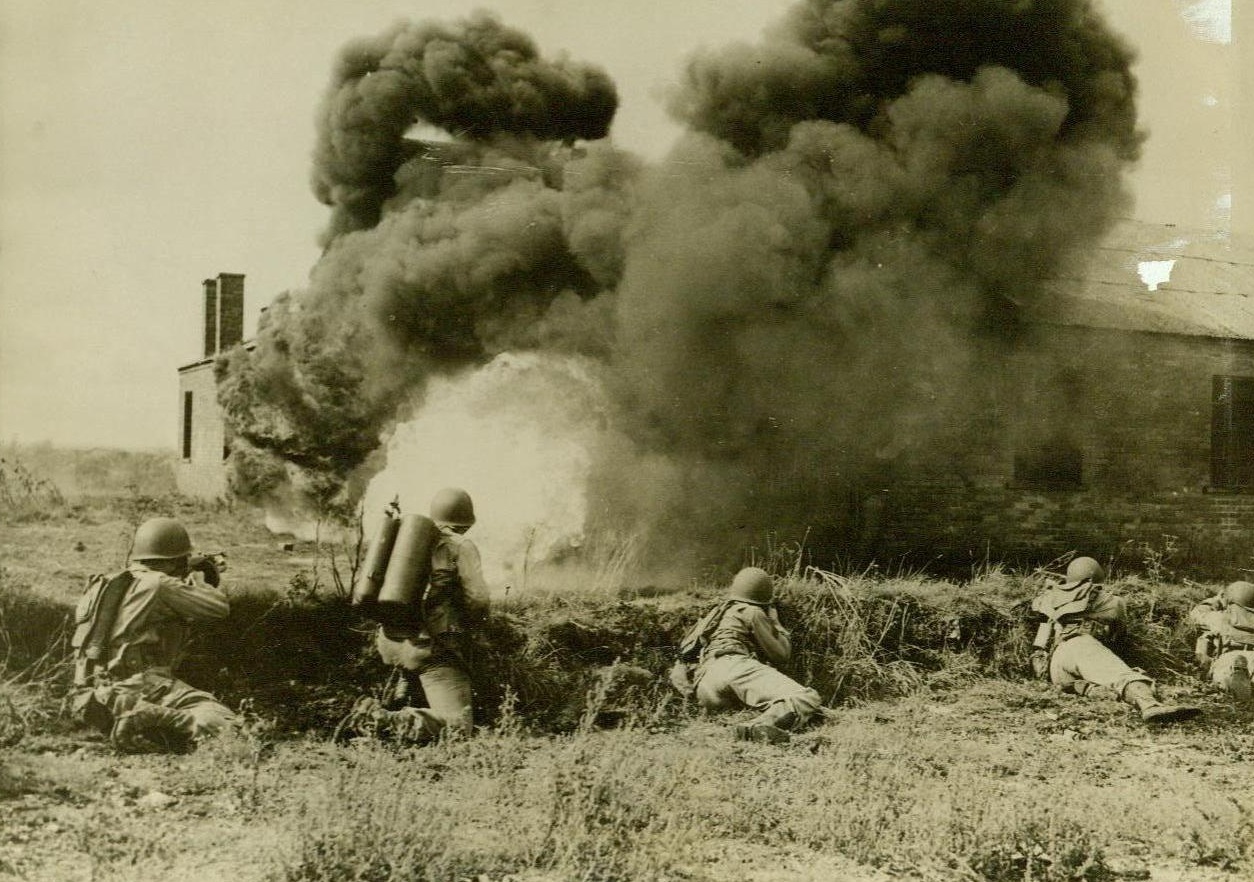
top-left (258, 683), bottom-right (1253, 882)
top-left (1, 453), bottom-right (1252, 881)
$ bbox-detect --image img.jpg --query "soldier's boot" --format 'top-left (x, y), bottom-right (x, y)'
top-left (1122, 682), bottom-right (1201, 725)
top-left (384, 708), bottom-right (444, 745)
top-left (110, 700), bottom-right (195, 753)
top-left (733, 722), bottom-right (791, 744)
top-left (735, 708), bottom-right (796, 745)
top-left (332, 696), bottom-right (386, 743)
top-left (1228, 656), bottom-right (1252, 705)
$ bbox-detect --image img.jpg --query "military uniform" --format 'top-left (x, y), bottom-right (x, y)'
top-left (72, 562), bottom-right (234, 749)
top-left (694, 597), bottom-right (821, 741)
top-left (1030, 557), bottom-right (1198, 724)
top-left (1031, 581), bottom-right (1150, 697)
top-left (1189, 590), bottom-right (1254, 703)
top-left (371, 525), bottom-right (490, 740)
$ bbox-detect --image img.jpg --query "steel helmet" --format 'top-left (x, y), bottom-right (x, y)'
top-left (728, 567), bottom-right (774, 605)
top-left (429, 487), bottom-right (475, 527)
top-left (131, 517), bottom-right (192, 560)
top-left (1225, 581), bottom-right (1254, 609)
top-left (1064, 556), bottom-right (1105, 587)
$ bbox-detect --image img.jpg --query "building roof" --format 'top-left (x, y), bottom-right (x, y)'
top-left (178, 339), bottom-right (255, 373)
top-left (1027, 221), bottom-right (1254, 339)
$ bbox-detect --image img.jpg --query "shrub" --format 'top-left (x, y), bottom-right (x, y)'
top-left (0, 456), bottom-right (66, 522)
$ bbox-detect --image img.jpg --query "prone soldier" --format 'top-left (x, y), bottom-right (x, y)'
top-left (1030, 556), bottom-right (1199, 725)
top-left (673, 567), bottom-right (821, 744)
top-left (1189, 580), bottom-right (1254, 705)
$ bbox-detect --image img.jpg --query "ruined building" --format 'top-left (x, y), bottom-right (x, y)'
top-left (175, 273), bottom-right (245, 499)
top-left (877, 222), bottom-right (1254, 572)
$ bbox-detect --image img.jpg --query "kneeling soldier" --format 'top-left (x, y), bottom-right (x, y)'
top-left (1030, 556), bottom-right (1199, 725)
top-left (71, 517), bottom-right (235, 752)
top-left (340, 488), bottom-right (490, 744)
top-left (1189, 580), bottom-right (1254, 705)
top-left (680, 567), bottom-right (821, 744)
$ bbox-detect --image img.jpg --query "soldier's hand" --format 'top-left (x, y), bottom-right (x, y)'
top-left (1029, 649), bottom-right (1050, 680)
top-left (189, 554), bottom-right (221, 587)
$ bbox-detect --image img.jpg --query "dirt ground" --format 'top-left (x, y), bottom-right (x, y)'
top-left (3, 503), bottom-right (1253, 882)
top-left (3, 678), bottom-right (1252, 881)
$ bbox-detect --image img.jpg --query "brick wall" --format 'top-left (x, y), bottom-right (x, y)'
top-left (872, 326), bottom-right (1254, 575)
top-left (217, 274), bottom-right (245, 351)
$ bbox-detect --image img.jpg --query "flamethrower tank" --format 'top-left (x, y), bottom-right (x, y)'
top-left (351, 514), bottom-right (401, 609)
top-left (375, 514), bottom-right (438, 626)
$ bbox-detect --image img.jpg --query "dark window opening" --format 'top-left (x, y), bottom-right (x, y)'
top-left (1014, 436), bottom-right (1082, 489)
top-left (1211, 375), bottom-right (1254, 490)
top-left (182, 391), bottom-right (193, 460)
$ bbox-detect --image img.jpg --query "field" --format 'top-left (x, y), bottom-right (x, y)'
top-left (1, 451), bottom-right (1252, 882)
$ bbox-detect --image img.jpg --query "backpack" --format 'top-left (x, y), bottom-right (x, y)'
top-left (669, 599), bottom-right (735, 700)
top-left (677, 599), bottom-right (735, 663)
top-left (1031, 581), bottom-right (1096, 624)
top-left (71, 571), bottom-right (135, 687)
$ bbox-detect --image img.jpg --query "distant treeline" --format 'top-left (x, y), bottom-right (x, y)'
top-left (1, 443), bottom-right (176, 499)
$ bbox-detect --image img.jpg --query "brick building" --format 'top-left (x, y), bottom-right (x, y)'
top-left (872, 222), bottom-right (1254, 574)
top-left (175, 273), bottom-right (245, 499)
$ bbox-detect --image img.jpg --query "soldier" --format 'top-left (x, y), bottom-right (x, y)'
top-left (70, 517), bottom-right (235, 752)
top-left (675, 566), bottom-right (821, 744)
top-left (1030, 556), bottom-right (1200, 725)
top-left (1188, 580), bottom-right (1254, 704)
top-left (339, 487), bottom-right (490, 744)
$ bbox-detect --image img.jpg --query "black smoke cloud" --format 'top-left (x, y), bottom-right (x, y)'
top-left (311, 10), bottom-right (617, 239)
top-left (220, 1), bottom-right (1140, 564)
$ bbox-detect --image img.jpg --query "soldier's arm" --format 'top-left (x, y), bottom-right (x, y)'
top-left (750, 606), bottom-right (792, 667)
top-left (1031, 622), bottom-right (1052, 651)
top-left (1188, 595), bottom-right (1225, 629)
top-left (1089, 590), bottom-right (1129, 641)
top-left (158, 572), bottom-right (230, 622)
top-left (455, 539), bottom-right (491, 626)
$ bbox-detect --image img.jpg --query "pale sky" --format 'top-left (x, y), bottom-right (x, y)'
top-left (0, 0), bottom-right (1247, 450)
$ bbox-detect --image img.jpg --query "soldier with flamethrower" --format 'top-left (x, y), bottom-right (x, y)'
top-left (337, 487), bottom-right (490, 744)
top-left (1029, 556), bottom-right (1200, 725)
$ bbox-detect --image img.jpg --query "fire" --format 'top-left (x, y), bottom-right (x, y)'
top-left (359, 352), bottom-right (610, 586)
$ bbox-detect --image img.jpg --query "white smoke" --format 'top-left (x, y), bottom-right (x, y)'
top-left (359, 351), bottom-right (611, 586)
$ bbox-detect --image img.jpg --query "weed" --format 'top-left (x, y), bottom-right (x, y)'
top-left (1178, 798), bottom-right (1252, 870)
top-left (0, 456), bottom-right (66, 523)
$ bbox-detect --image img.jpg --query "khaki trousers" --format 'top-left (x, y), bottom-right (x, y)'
top-left (694, 653), bottom-right (821, 729)
top-left (389, 665), bottom-right (474, 739)
top-left (74, 671), bottom-right (236, 741)
top-left (376, 629), bottom-right (474, 739)
top-left (1049, 634), bottom-right (1151, 698)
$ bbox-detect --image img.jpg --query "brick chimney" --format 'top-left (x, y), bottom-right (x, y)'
top-left (202, 273), bottom-right (245, 358)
